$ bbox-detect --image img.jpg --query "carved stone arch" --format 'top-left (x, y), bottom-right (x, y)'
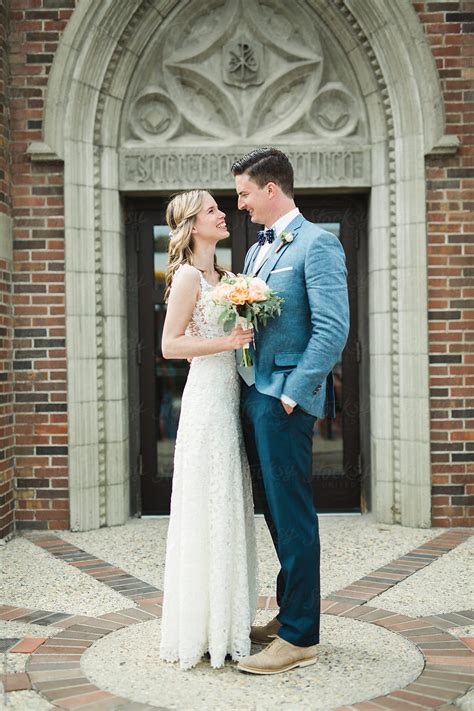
top-left (34, 0), bottom-right (448, 161)
top-left (28, 0), bottom-right (451, 530)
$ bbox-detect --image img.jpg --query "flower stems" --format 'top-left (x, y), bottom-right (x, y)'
top-left (241, 345), bottom-right (253, 367)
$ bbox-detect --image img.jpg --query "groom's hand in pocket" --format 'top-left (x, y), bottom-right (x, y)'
top-left (281, 399), bottom-right (295, 415)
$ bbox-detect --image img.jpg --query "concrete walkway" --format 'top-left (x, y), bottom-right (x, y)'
top-left (1, 515), bottom-right (473, 710)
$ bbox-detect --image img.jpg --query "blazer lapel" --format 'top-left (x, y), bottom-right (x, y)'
top-left (244, 242), bottom-right (260, 274)
top-left (259, 214), bottom-right (305, 283)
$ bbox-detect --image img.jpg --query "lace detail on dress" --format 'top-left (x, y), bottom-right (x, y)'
top-left (184, 272), bottom-right (224, 338)
top-left (159, 268), bottom-right (258, 671)
top-left (184, 270), bottom-right (235, 366)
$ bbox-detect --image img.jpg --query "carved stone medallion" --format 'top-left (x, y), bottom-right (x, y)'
top-left (223, 35), bottom-right (264, 88)
top-left (130, 89), bottom-right (178, 141)
top-left (308, 83), bottom-right (358, 137)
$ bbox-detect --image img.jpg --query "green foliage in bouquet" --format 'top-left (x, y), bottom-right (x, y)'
top-left (211, 274), bottom-right (284, 334)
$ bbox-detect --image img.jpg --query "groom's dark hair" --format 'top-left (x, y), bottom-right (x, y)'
top-left (231, 147), bottom-right (294, 198)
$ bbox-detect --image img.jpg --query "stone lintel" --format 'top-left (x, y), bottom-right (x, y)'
top-left (119, 145), bottom-right (372, 191)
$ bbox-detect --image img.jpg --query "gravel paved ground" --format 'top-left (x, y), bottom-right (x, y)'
top-left (59, 514), bottom-right (436, 599)
top-left (376, 534), bottom-right (474, 616)
top-left (457, 689), bottom-right (474, 711)
top-left (1, 514), bottom-right (472, 710)
top-left (82, 613), bottom-right (424, 710)
top-left (0, 689), bottom-right (53, 711)
top-left (0, 621), bottom-right (57, 640)
top-left (1, 537), bottom-right (135, 616)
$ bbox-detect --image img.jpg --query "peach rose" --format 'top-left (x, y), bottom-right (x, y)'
top-left (249, 284), bottom-right (267, 304)
top-left (229, 286), bottom-right (250, 305)
top-left (250, 277), bottom-right (269, 302)
top-left (212, 282), bottom-right (234, 304)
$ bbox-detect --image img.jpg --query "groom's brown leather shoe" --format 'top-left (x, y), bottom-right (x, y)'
top-left (250, 615), bottom-right (281, 645)
top-left (238, 636), bottom-right (318, 674)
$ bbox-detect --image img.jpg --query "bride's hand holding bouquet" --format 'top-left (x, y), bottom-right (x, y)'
top-left (211, 274), bottom-right (284, 366)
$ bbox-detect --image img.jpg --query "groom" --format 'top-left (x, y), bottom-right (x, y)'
top-left (232, 148), bottom-right (349, 674)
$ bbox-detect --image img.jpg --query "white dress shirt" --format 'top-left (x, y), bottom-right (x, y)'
top-left (253, 207), bottom-right (300, 409)
top-left (252, 207), bottom-right (300, 272)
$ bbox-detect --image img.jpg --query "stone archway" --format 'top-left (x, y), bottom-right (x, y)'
top-left (28, 0), bottom-right (453, 531)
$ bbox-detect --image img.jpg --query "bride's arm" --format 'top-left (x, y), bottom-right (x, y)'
top-left (161, 265), bottom-right (251, 359)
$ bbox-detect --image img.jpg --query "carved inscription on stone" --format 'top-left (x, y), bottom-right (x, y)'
top-left (120, 147), bottom-right (370, 189)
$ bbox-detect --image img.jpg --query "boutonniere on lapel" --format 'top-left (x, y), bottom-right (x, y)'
top-left (275, 231), bottom-right (294, 254)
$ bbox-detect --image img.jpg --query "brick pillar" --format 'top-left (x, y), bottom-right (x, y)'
top-left (414, 0), bottom-right (474, 526)
top-left (0, 0), bottom-right (14, 539)
top-left (8, 1), bottom-right (76, 531)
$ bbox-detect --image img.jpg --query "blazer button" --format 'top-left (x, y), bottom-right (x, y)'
top-left (314, 384), bottom-right (321, 394)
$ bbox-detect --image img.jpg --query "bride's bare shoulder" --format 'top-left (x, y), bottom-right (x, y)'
top-left (169, 265), bottom-right (201, 303)
top-left (173, 263), bottom-right (201, 284)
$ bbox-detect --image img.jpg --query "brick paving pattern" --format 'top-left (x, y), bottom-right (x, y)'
top-left (0, 529), bottom-right (471, 709)
top-left (22, 534), bottom-right (162, 602)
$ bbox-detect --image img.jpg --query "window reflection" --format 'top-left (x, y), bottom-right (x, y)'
top-left (153, 225), bottom-right (169, 290)
top-left (154, 303), bottom-right (188, 480)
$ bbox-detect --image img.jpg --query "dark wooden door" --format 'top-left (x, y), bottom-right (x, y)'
top-left (127, 194), bottom-right (365, 514)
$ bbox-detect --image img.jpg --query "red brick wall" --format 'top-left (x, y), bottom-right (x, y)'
top-left (0, 245), bottom-right (13, 540)
top-left (2, 1), bottom-right (472, 532)
top-left (414, 1), bottom-right (474, 526)
top-left (0, 2), bottom-right (10, 217)
top-left (0, 253), bottom-right (13, 540)
top-left (0, 0), bottom-right (14, 539)
top-left (7, 0), bottom-right (76, 532)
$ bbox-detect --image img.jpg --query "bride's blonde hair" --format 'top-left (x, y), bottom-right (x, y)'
top-left (164, 189), bottom-right (227, 301)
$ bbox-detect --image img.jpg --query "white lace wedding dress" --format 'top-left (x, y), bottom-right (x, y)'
top-left (159, 269), bottom-right (258, 671)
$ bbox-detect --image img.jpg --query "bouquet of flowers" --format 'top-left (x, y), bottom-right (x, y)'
top-left (211, 274), bottom-right (284, 366)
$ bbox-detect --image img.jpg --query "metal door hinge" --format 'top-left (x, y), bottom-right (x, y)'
top-left (138, 453), bottom-right (143, 477)
top-left (136, 340), bottom-right (141, 365)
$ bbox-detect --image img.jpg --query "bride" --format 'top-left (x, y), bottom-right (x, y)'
top-left (159, 189), bottom-right (258, 670)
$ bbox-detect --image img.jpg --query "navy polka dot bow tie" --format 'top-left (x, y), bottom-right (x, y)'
top-left (257, 228), bottom-right (275, 246)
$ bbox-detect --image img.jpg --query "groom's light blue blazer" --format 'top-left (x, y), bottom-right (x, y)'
top-left (243, 213), bottom-right (349, 418)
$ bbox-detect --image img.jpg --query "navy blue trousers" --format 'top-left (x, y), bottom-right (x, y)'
top-left (240, 384), bottom-right (320, 647)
